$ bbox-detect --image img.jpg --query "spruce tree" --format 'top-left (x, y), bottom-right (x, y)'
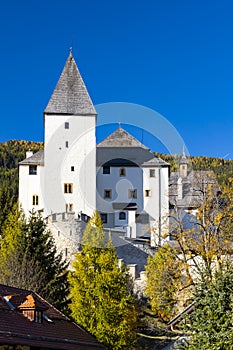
top-left (184, 267), bottom-right (233, 350)
top-left (0, 205), bottom-right (69, 312)
top-left (69, 210), bottom-right (138, 349)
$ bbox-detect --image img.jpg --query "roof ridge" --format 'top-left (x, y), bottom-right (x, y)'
top-left (97, 127), bottom-right (148, 149)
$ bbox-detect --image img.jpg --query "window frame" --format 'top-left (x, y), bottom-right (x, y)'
top-left (104, 189), bottom-right (112, 199)
top-left (119, 167), bottom-right (126, 176)
top-left (128, 189), bottom-right (137, 199)
top-left (119, 211), bottom-right (126, 220)
top-left (149, 169), bottom-right (156, 177)
top-left (101, 213), bottom-right (108, 224)
top-left (29, 165), bottom-right (37, 175)
top-left (64, 183), bottom-right (73, 194)
top-left (103, 166), bottom-right (110, 174)
top-left (69, 203), bottom-right (74, 212)
top-left (32, 195), bottom-right (39, 206)
top-left (145, 189), bottom-right (151, 197)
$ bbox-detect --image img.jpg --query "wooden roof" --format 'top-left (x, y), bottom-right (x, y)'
top-left (0, 284), bottom-right (105, 350)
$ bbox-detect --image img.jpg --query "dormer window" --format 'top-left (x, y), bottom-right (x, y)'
top-left (6, 293), bottom-right (48, 324)
top-left (22, 309), bottom-right (43, 323)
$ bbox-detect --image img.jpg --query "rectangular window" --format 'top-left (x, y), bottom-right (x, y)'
top-left (104, 189), bottom-right (112, 199)
top-left (65, 122), bottom-right (69, 129)
top-left (69, 203), bottom-right (74, 212)
top-left (128, 189), bottom-right (137, 199)
top-left (29, 165), bottom-right (37, 175)
top-left (101, 213), bottom-right (108, 224)
top-left (64, 183), bottom-right (73, 193)
top-left (34, 310), bottom-right (42, 323)
top-left (32, 195), bottom-right (39, 206)
top-left (150, 169), bottom-right (155, 177)
top-left (145, 189), bottom-right (151, 197)
top-left (65, 141), bottom-right (69, 148)
top-left (71, 166), bottom-right (75, 171)
top-left (119, 168), bottom-right (126, 176)
top-left (103, 166), bottom-right (110, 174)
top-left (52, 213), bottom-right (57, 222)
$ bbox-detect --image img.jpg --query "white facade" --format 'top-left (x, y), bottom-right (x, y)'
top-left (43, 115), bottom-right (96, 217)
top-left (19, 161), bottom-right (44, 216)
top-left (18, 52), bottom-right (170, 248)
top-left (96, 164), bottom-right (169, 246)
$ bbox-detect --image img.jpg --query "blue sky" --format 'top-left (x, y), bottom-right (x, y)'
top-left (1, 0), bottom-right (233, 158)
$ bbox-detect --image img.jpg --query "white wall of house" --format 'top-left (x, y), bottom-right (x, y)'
top-left (96, 166), bottom-right (143, 218)
top-left (43, 114), bottom-right (96, 217)
top-left (149, 167), bottom-right (169, 247)
top-left (96, 164), bottom-right (169, 243)
top-left (19, 164), bottom-right (44, 217)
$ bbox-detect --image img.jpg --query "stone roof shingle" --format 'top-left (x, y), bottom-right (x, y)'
top-left (44, 52), bottom-right (96, 116)
top-left (97, 128), bottom-right (169, 168)
top-left (19, 150), bottom-right (44, 166)
top-left (97, 127), bottom-right (148, 148)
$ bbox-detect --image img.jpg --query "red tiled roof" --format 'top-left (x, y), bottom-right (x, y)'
top-left (0, 284), bottom-right (105, 349)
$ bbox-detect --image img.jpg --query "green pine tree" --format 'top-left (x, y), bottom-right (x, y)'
top-left (69, 210), bottom-right (138, 349)
top-left (184, 266), bottom-right (233, 350)
top-left (0, 205), bottom-right (69, 313)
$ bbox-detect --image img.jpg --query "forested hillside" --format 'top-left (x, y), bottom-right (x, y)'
top-left (155, 152), bottom-right (233, 187)
top-left (0, 140), bottom-right (232, 233)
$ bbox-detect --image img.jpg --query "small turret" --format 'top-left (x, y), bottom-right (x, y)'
top-left (179, 146), bottom-right (188, 178)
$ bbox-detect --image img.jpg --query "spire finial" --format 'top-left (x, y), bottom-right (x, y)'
top-left (118, 121), bottom-right (121, 129)
top-left (69, 47), bottom-right (73, 56)
top-left (182, 144), bottom-right (185, 156)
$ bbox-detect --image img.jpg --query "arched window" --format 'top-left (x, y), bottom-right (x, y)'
top-left (119, 212), bottom-right (126, 220)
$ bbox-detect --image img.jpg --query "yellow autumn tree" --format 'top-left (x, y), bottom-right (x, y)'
top-left (69, 210), bottom-right (138, 349)
top-left (145, 243), bottom-right (185, 321)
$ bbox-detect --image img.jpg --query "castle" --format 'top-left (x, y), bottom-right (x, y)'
top-left (19, 51), bottom-right (170, 254)
top-left (18, 51), bottom-right (219, 283)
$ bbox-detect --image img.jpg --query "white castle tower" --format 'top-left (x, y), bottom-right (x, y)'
top-left (19, 51), bottom-right (97, 218)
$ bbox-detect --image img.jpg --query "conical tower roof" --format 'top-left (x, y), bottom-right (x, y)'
top-left (44, 51), bottom-right (96, 115)
top-left (97, 127), bottom-right (148, 149)
top-left (180, 146), bottom-right (188, 164)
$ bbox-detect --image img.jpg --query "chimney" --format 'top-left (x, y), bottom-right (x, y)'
top-left (26, 151), bottom-right (33, 158)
